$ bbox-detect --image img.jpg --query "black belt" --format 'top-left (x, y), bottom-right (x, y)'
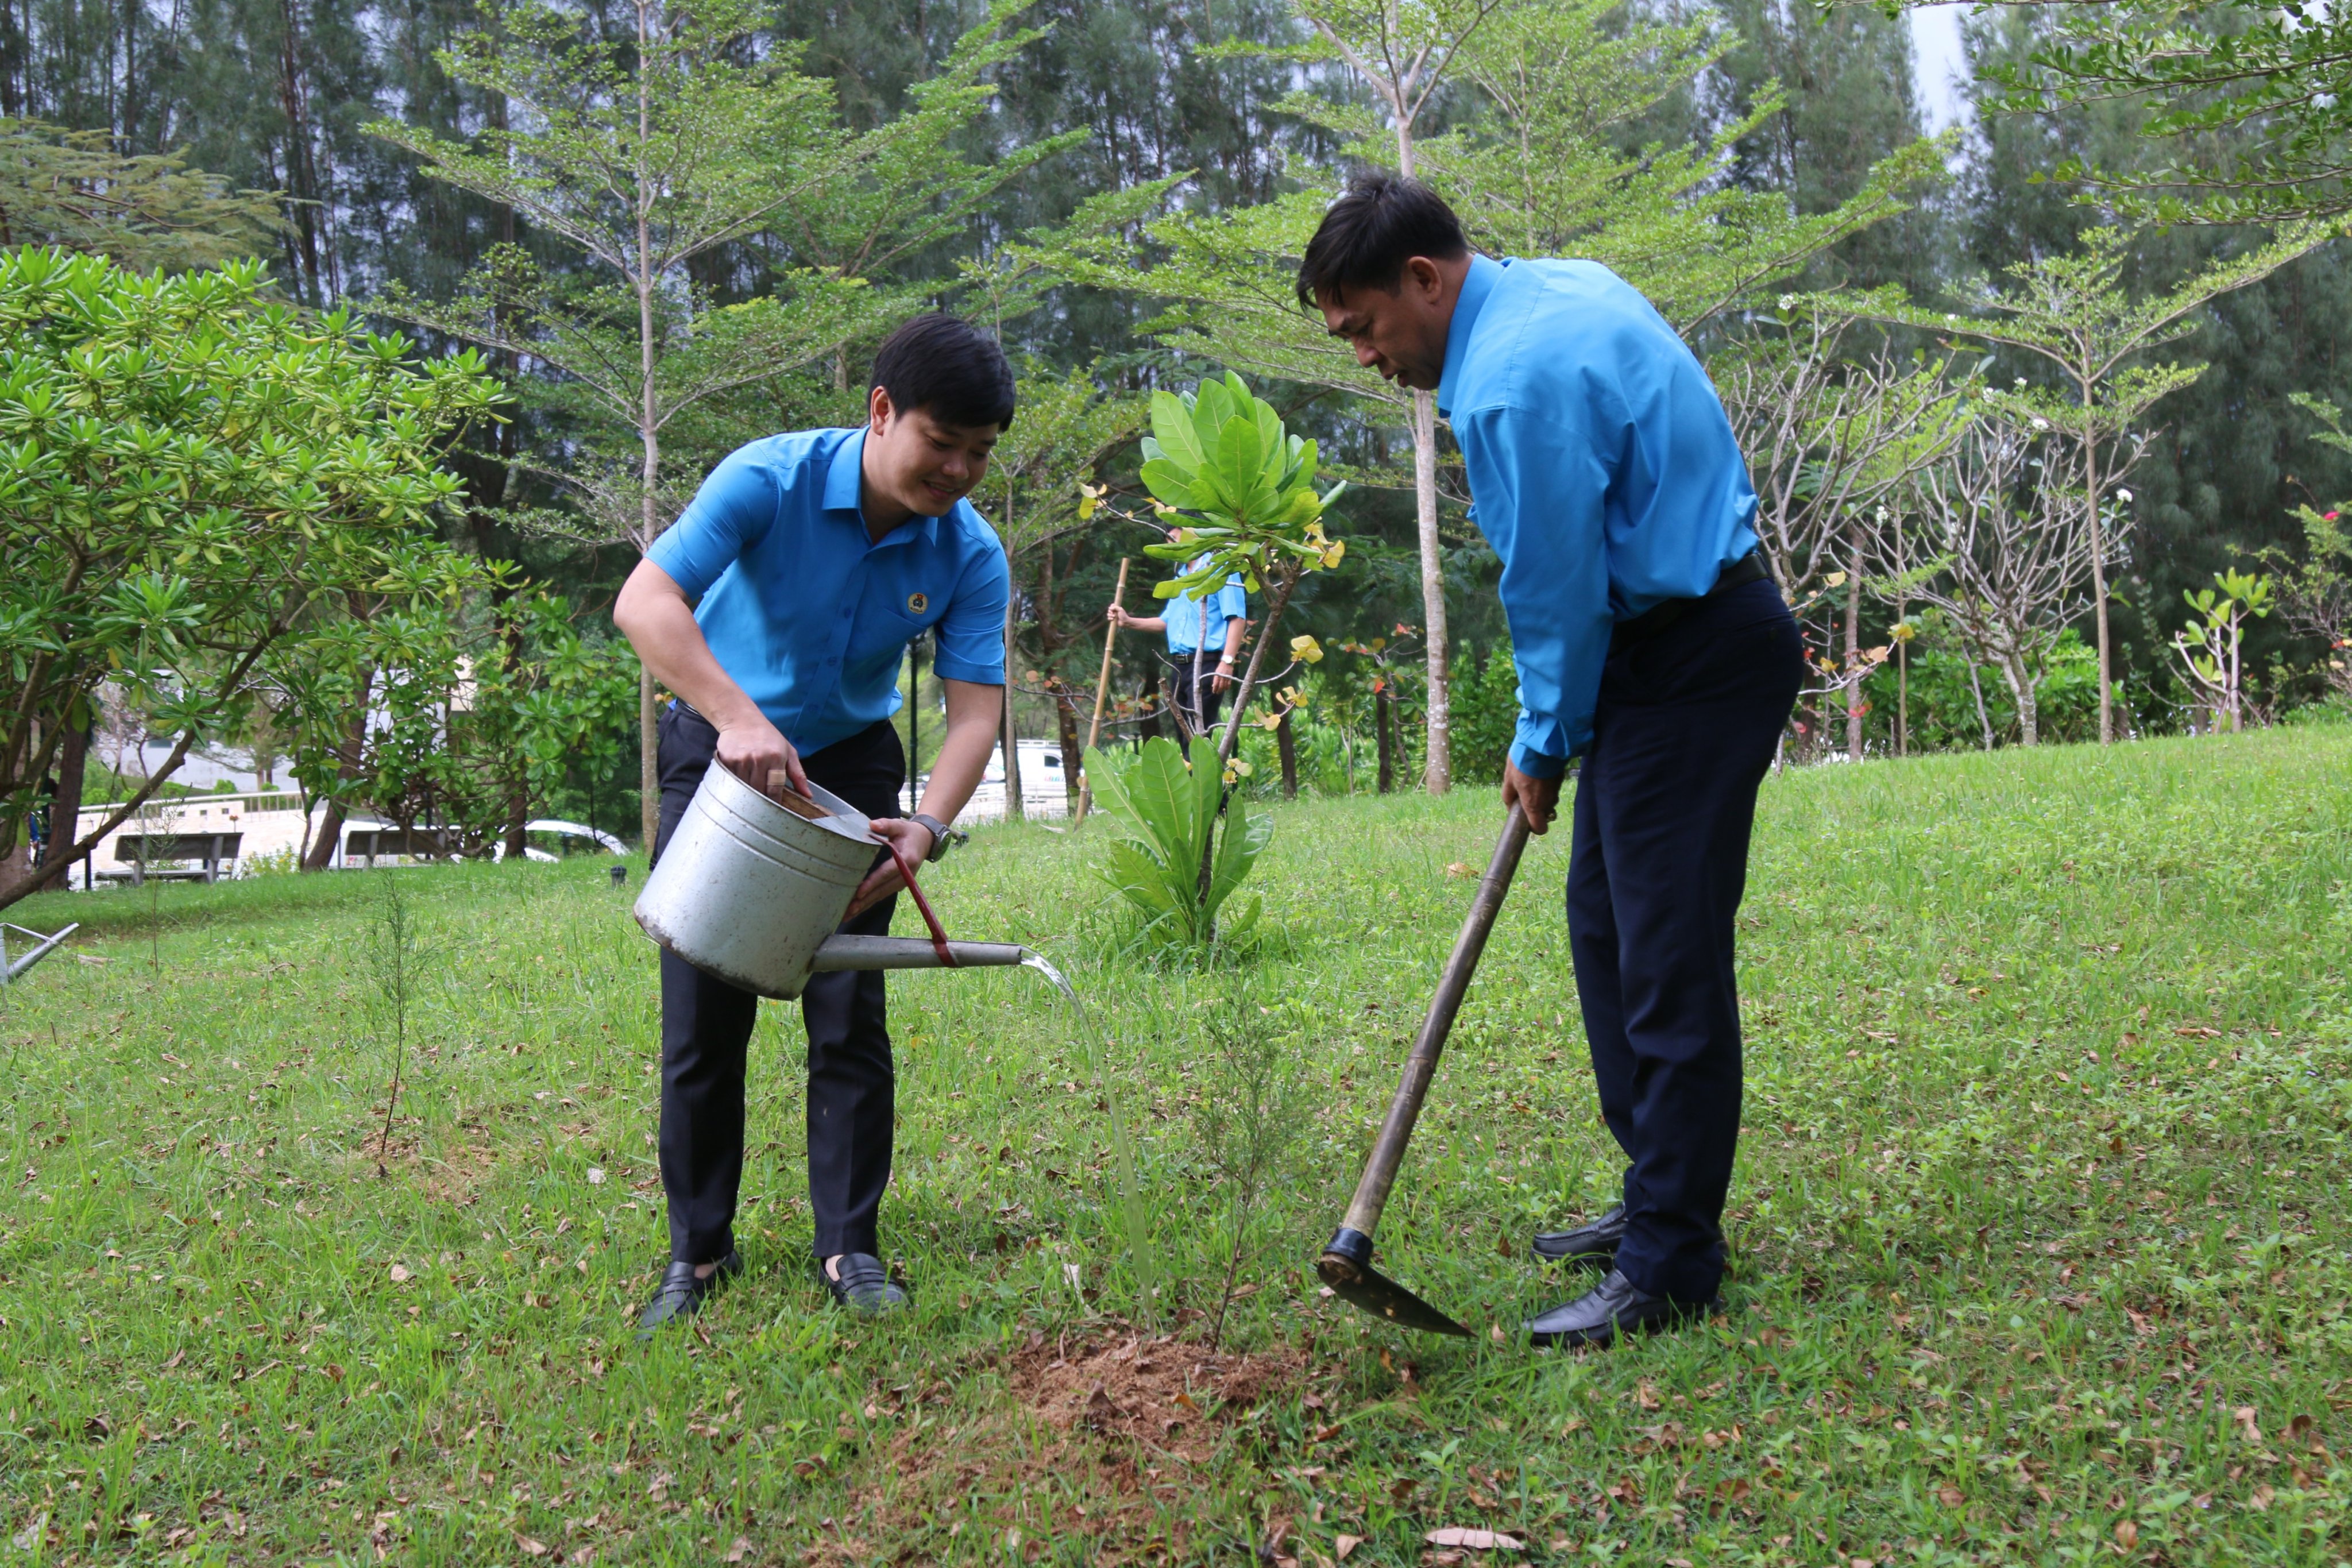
top-left (1609, 552), bottom-right (1768, 655)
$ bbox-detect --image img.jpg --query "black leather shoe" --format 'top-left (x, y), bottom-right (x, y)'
top-left (1532, 1202), bottom-right (1627, 1266)
top-left (635, 1250), bottom-right (741, 1339)
top-left (1525, 1268), bottom-right (1716, 1347)
top-left (824, 1253), bottom-right (908, 1316)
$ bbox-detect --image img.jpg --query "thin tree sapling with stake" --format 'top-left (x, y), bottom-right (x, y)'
top-left (368, 871), bottom-right (426, 1176)
top-left (1189, 1003), bottom-right (1308, 1351)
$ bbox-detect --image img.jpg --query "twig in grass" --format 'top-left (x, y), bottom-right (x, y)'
top-left (369, 871), bottom-right (420, 1176)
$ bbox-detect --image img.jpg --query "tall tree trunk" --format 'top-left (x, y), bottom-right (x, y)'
top-left (1895, 600), bottom-right (1908, 759)
top-left (1845, 525), bottom-right (1864, 761)
top-left (1000, 590), bottom-right (1024, 820)
top-left (38, 719), bottom-right (90, 891)
top-left (1965, 651), bottom-right (1994, 752)
top-left (1387, 116), bottom-right (1451, 795)
top-left (1276, 705), bottom-right (1297, 800)
top-left (1376, 684), bottom-right (1395, 794)
top-left (2081, 384), bottom-right (2116, 745)
top-left (634, 0), bottom-right (663, 852)
top-left (1998, 649), bottom-right (2038, 746)
top-left (276, 0), bottom-right (327, 304)
top-left (1053, 690), bottom-right (1083, 810)
top-left (302, 666), bottom-right (373, 871)
top-left (1411, 390), bottom-right (1450, 793)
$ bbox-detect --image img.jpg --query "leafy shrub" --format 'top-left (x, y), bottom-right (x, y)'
top-left (1083, 737), bottom-right (1269, 956)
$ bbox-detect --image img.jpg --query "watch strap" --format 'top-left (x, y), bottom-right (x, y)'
top-left (910, 812), bottom-right (961, 863)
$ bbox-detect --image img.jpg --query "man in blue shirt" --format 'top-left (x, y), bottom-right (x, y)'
top-left (613, 315), bottom-right (1014, 1332)
top-left (1303, 174), bottom-right (1803, 1347)
top-left (1107, 526), bottom-right (1251, 747)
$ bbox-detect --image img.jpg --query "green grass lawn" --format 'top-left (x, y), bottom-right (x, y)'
top-left (4, 727), bottom-right (2350, 1566)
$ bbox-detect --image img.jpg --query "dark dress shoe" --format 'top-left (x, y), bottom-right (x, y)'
top-left (824, 1253), bottom-right (908, 1316)
top-left (1525, 1268), bottom-right (1717, 1347)
top-left (1532, 1202), bottom-right (1627, 1266)
top-left (635, 1250), bottom-right (742, 1339)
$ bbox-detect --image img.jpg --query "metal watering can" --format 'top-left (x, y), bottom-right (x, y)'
top-left (633, 759), bottom-right (1028, 999)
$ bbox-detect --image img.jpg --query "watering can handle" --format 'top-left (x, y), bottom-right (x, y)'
top-left (883, 839), bottom-right (959, 968)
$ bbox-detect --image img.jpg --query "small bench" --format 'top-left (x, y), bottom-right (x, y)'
top-left (100, 832), bottom-right (242, 885)
top-left (342, 828), bottom-right (456, 867)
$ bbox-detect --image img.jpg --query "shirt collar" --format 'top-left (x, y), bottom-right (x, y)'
top-left (823, 426), bottom-right (941, 547)
top-left (1436, 254), bottom-right (1505, 418)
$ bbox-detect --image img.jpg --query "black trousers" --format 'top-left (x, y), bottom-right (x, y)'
top-left (651, 706), bottom-right (903, 1265)
top-left (1165, 653), bottom-right (1225, 746)
top-left (1566, 575), bottom-right (1802, 1303)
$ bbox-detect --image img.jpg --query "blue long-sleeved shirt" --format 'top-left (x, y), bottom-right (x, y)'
top-left (1437, 255), bottom-right (1759, 778)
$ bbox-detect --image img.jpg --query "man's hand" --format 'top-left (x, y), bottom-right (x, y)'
top-left (716, 713), bottom-right (806, 800)
top-left (1211, 661), bottom-right (1235, 693)
top-left (847, 817), bottom-right (938, 918)
top-left (1501, 759), bottom-right (1563, 835)
top-left (1107, 603), bottom-right (1134, 628)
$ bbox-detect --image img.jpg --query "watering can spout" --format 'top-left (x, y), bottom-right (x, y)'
top-left (808, 934), bottom-right (1029, 972)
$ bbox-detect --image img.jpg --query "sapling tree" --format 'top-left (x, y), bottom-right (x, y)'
top-left (1867, 409), bottom-right (2100, 746)
top-left (1189, 1003), bottom-right (1308, 1351)
top-left (368, 871), bottom-right (425, 1176)
top-left (1084, 373), bottom-right (1346, 949)
top-left (2171, 570), bottom-right (2274, 733)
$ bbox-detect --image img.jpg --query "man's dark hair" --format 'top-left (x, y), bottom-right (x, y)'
top-left (870, 314), bottom-right (1017, 430)
top-left (1295, 170), bottom-right (1471, 310)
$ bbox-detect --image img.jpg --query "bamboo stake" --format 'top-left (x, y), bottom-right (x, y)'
top-left (1072, 558), bottom-right (1129, 825)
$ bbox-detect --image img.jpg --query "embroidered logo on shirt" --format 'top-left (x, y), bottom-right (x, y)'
top-left (906, 592), bottom-right (929, 615)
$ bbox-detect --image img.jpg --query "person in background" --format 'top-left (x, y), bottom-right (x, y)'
top-left (1107, 526), bottom-right (1250, 750)
top-left (1300, 172), bottom-right (1802, 1347)
top-left (612, 315), bottom-right (1013, 1334)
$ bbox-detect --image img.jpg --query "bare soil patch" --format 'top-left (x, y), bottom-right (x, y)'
top-left (819, 1329), bottom-right (1330, 1563)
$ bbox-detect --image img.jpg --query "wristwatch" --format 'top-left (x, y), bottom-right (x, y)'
top-left (910, 812), bottom-right (965, 863)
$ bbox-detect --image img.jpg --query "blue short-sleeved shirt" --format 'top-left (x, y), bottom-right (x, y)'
top-left (1437, 255), bottom-right (1760, 778)
top-left (647, 428), bottom-right (1010, 755)
top-left (1163, 554), bottom-right (1249, 656)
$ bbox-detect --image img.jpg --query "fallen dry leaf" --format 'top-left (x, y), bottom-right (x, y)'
top-left (723, 1538), bottom-right (752, 1563)
top-left (1445, 862), bottom-right (1474, 878)
top-left (2114, 1520), bottom-right (2139, 1549)
top-left (388, 1264), bottom-right (412, 1283)
top-left (1335, 1536), bottom-right (1362, 1562)
top-left (1424, 1527), bottom-right (1523, 1551)
top-left (1936, 1485), bottom-right (1965, 1507)
top-left (516, 1537), bottom-right (549, 1558)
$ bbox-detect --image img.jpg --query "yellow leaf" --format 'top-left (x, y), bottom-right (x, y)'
top-left (1290, 634), bottom-right (1324, 664)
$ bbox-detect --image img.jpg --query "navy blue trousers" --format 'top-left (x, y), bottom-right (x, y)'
top-left (1566, 576), bottom-right (1802, 1303)
top-left (651, 707), bottom-right (903, 1265)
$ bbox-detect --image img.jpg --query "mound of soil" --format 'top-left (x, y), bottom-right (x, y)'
top-left (821, 1330), bottom-right (1327, 1562)
top-left (1007, 1331), bottom-right (1311, 1467)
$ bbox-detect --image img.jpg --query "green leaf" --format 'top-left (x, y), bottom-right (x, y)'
top-left (1148, 390), bottom-right (1203, 472)
top-left (1139, 458), bottom-right (1199, 511)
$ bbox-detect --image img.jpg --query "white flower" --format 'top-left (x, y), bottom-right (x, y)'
top-left (2030, 416), bottom-right (2050, 431)
top-left (1778, 293), bottom-right (1796, 310)
top-left (2115, 487), bottom-right (2133, 503)
top-left (2013, 377), bottom-right (2027, 388)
